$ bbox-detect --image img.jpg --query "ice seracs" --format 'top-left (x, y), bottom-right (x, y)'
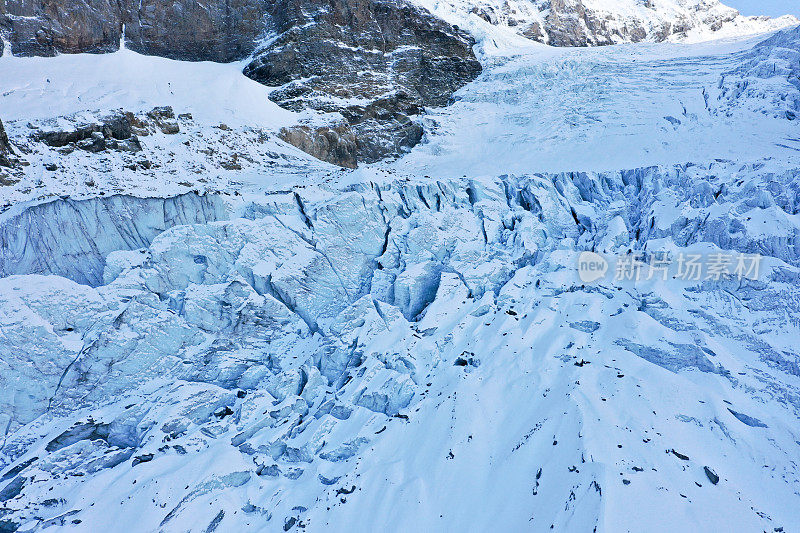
top-left (1, 160), bottom-right (799, 531)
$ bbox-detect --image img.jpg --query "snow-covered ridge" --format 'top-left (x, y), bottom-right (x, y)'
top-left (412, 0), bottom-right (798, 48)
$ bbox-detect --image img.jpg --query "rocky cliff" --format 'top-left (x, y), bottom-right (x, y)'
top-left (3, 0), bottom-right (794, 59)
top-left (1, 0), bottom-right (480, 165)
top-left (0, 0), bottom-right (267, 61)
top-left (243, 0), bottom-right (482, 164)
top-left (124, 0), bottom-right (268, 61)
top-left (0, 0), bottom-right (121, 56)
top-left (0, 118), bottom-right (15, 168)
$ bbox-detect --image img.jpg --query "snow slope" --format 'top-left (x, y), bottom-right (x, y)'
top-left (0, 48), bottom-right (339, 207)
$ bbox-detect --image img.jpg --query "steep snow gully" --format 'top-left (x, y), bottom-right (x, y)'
top-left (1, 160), bottom-right (800, 531)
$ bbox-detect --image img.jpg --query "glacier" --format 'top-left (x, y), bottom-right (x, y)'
top-left (0, 9), bottom-right (799, 533)
top-left (1, 162), bottom-right (799, 531)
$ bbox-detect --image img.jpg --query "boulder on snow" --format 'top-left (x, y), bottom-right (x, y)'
top-left (704, 466), bottom-right (720, 485)
top-left (279, 122), bottom-right (358, 169)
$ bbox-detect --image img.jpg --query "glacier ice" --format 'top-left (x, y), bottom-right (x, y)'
top-left (0, 160), bottom-right (799, 531)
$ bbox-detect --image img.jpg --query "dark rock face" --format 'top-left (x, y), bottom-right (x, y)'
top-left (243, 0), bottom-right (481, 164)
top-left (344, 93), bottom-right (425, 164)
top-left (0, 0), bottom-right (120, 56)
top-left (122, 0), bottom-right (268, 61)
top-left (704, 466), bottom-right (720, 485)
top-left (0, 0), bottom-right (268, 61)
top-left (0, 118), bottom-right (16, 168)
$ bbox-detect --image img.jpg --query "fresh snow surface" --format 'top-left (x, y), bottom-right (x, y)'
top-left (1, 13), bottom-right (800, 533)
top-left (0, 49), bottom-right (338, 206)
top-left (0, 49), bottom-right (294, 126)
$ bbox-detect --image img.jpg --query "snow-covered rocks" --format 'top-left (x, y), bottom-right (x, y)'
top-left (243, 0), bottom-right (482, 164)
top-left (420, 0), bottom-right (798, 46)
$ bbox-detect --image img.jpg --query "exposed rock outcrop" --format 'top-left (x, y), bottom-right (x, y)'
top-left (123, 0), bottom-right (268, 61)
top-left (26, 106), bottom-right (187, 158)
top-left (0, 0), bottom-right (268, 61)
top-left (0, 0), bottom-right (121, 56)
top-left (243, 0), bottom-right (481, 164)
top-left (0, 118), bottom-right (14, 167)
top-left (279, 121), bottom-right (359, 169)
top-left (30, 110), bottom-right (142, 153)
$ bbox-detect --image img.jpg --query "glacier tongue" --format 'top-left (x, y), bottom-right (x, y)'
top-left (1, 162), bottom-right (799, 531)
